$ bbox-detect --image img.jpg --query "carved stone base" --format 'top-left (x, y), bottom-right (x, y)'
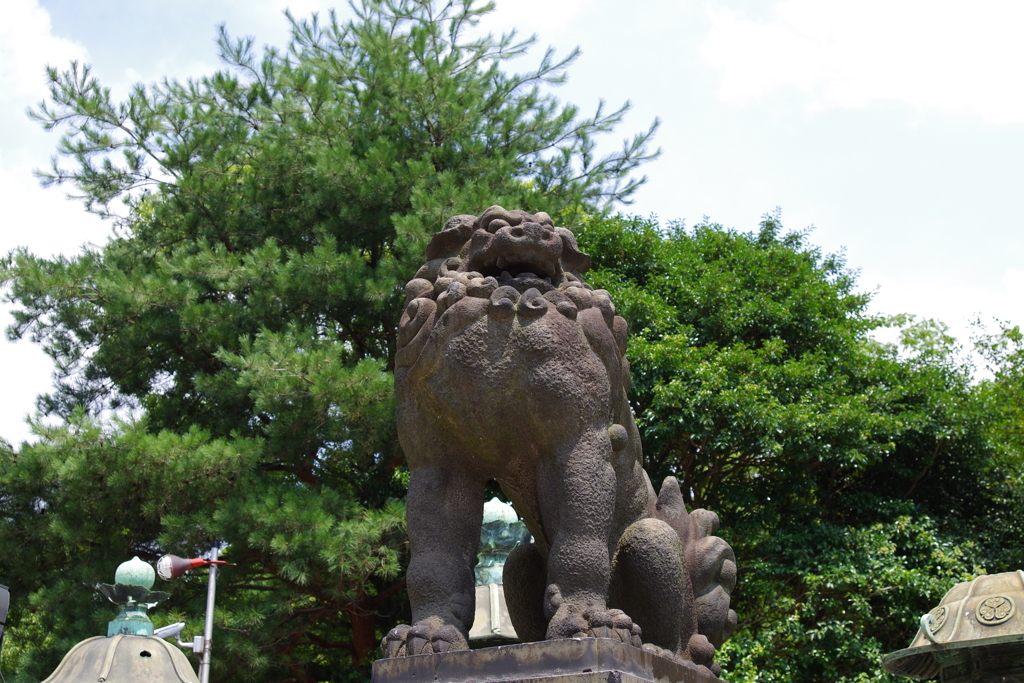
top-left (372, 637), bottom-right (722, 683)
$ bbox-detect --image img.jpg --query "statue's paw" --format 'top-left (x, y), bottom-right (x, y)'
top-left (572, 608), bottom-right (643, 647)
top-left (547, 611), bottom-right (589, 639)
top-left (641, 642), bottom-right (677, 660)
top-left (380, 621), bottom-right (468, 658)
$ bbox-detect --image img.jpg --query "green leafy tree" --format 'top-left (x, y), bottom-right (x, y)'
top-left (573, 213), bottom-right (1018, 682)
top-left (0, 1), bottom-right (656, 680)
top-left (970, 321), bottom-right (1024, 565)
top-left (974, 322), bottom-right (1024, 461)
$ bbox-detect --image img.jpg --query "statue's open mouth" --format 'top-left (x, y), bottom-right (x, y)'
top-left (470, 252), bottom-right (559, 282)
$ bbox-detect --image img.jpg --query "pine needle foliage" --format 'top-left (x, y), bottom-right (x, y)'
top-left (1, 1), bottom-right (657, 680)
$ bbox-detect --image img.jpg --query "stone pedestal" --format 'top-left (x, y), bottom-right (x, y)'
top-left (372, 637), bottom-right (721, 683)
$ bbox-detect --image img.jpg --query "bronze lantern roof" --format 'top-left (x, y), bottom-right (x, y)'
top-left (39, 556), bottom-right (200, 683)
top-left (883, 571), bottom-right (1024, 682)
top-left (41, 634), bottom-right (199, 683)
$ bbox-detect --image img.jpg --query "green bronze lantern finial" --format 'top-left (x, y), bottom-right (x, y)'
top-left (98, 556), bottom-right (171, 637)
top-left (114, 555), bottom-right (156, 589)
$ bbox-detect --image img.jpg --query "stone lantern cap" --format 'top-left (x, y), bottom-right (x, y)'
top-left (883, 571), bottom-right (1024, 680)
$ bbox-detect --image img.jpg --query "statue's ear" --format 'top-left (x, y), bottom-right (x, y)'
top-left (426, 215), bottom-right (476, 261)
top-left (557, 227), bottom-right (591, 275)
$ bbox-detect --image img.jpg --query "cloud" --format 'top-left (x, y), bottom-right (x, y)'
top-left (865, 266), bottom-right (1024, 351)
top-left (476, 0), bottom-right (587, 38)
top-left (0, 0), bottom-right (87, 106)
top-left (1002, 268), bottom-right (1024, 301)
top-left (0, 2), bottom-right (103, 445)
top-left (0, 154), bottom-right (110, 446)
top-left (699, 0), bottom-right (1024, 123)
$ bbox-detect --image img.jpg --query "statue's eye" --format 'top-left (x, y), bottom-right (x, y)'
top-left (487, 219), bottom-right (510, 233)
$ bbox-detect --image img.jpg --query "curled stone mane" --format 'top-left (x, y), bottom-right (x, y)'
top-left (397, 206), bottom-right (626, 374)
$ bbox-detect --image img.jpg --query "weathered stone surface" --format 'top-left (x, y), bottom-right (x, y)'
top-left (373, 637), bottom-right (722, 683)
top-left (386, 207), bottom-right (737, 675)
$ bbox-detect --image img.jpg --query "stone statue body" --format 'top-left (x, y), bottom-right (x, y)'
top-left (387, 207), bottom-right (737, 676)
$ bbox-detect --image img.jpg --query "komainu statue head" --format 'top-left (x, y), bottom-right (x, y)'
top-left (387, 206), bottom-right (738, 678)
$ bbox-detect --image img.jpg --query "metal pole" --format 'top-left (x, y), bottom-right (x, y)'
top-left (198, 546), bottom-right (218, 683)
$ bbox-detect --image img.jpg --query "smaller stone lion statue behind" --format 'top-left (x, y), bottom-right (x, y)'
top-left (385, 207), bottom-right (738, 677)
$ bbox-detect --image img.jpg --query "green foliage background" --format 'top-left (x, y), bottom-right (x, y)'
top-left (2, 2), bottom-right (1023, 682)
top-left (574, 214), bottom-right (1021, 682)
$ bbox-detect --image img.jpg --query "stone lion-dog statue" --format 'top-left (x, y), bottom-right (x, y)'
top-left (385, 206), bottom-right (738, 676)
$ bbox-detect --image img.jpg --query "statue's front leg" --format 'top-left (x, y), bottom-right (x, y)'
top-left (538, 429), bottom-right (643, 647)
top-left (382, 465), bottom-right (486, 657)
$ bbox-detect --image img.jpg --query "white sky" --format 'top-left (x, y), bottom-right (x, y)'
top-left (2, 0), bottom-right (1023, 446)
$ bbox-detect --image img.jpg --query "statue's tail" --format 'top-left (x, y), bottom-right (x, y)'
top-left (651, 477), bottom-right (739, 675)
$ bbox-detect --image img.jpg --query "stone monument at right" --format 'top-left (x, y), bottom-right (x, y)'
top-left (375, 206), bottom-right (738, 683)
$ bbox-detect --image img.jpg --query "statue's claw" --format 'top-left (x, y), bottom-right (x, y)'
top-left (598, 609), bottom-right (644, 648)
top-left (382, 624), bottom-right (411, 658)
top-left (549, 607), bottom-right (643, 647)
top-left (380, 621), bottom-right (468, 658)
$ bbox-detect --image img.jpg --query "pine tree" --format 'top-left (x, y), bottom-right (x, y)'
top-left (0, 1), bottom-right (657, 680)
